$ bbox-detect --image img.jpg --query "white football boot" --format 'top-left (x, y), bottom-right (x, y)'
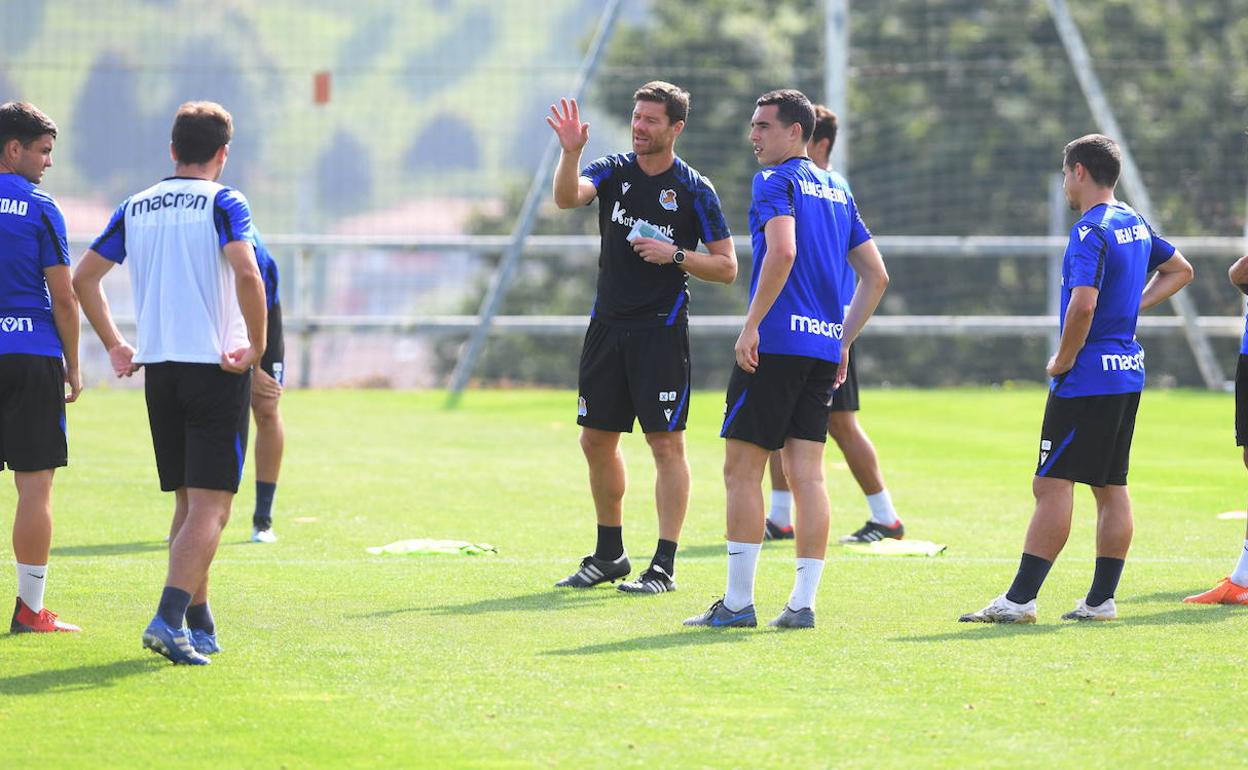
top-left (1060, 597), bottom-right (1116, 621)
top-left (959, 593), bottom-right (1037, 624)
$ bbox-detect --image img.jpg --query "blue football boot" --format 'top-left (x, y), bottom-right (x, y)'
top-left (189, 627), bottom-right (222, 655)
top-left (142, 616), bottom-right (211, 665)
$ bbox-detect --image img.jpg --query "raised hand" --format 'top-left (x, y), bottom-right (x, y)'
top-left (545, 97), bottom-right (589, 154)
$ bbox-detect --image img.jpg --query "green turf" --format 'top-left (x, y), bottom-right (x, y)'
top-left (1, 387), bottom-right (1246, 768)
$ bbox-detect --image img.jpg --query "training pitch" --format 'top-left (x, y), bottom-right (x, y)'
top-left (1, 387), bottom-right (1245, 768)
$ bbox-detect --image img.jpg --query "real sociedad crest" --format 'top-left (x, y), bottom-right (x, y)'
top-left (659, 189), bottom-right (678, 211)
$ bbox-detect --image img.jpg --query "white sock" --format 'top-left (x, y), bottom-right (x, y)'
top-left (17, 562), bottom-right (47, 613)
top-left (866, 489), bottom-right (900, 527)
top-left (788, 557), bottom-right (825, 611)
top-left (768, 490), bottom-right (793, 528)
top-left (1231, 540), bottom-right (1248, 586)
top-left (725, 541), bottom-right (761, 611)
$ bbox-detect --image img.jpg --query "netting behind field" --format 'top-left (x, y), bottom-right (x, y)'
top-left (8, 1), bottom-right (1248, 388)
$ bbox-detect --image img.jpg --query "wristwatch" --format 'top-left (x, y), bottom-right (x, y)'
top-left (672, 249), bottom-right (686, 265)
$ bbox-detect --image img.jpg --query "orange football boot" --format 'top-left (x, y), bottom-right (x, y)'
top-left (10, 597), bottom-right (82, 633)
top-left (1183, 577), bottom-right (1248, 605)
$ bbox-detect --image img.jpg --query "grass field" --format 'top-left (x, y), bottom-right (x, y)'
top-left (1, 386), bottom-right (1246, 768)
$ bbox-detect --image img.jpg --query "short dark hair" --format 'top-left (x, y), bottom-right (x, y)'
top-left (811, 104), bottom-right (838, 149)
top-left (0, 102), bottom-right (57, 148)
top-left (171, 101), bottom-right (233, 165)
top-left (633, 81), bottom-right (689, 124)
top-left (1063, 133), bottom-right (1120, 187)
top-left (756, 89), bottom-right (815, 142)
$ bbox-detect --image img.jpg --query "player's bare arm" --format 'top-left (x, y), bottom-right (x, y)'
top-left (547, 97), bottom-right (597, 209)
top-left (839, 238), bottom-right (889, 386)
top-left (735, 215), bottom-right (796, 373)
top-left (1229, 253), bottom-right (1248, 294)
top-left (44, 264), bottom-right (81, 402)
top-left (1140, 249), bottom-right (1193, 310)
top-left (72, 250), bottom-right (139, 377)
top-left (1047, 285), bottom-right (1098, 376)
top-left (223, 239), bottom-right (267, 373)
top-left (633, 235), bottom-right (737, 284)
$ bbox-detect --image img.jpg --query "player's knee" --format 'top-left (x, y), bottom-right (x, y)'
top-left (253, 399), bottom-right (280, 427)
top-left (1241, 446), bottom-right (1248, 472)
top-left (579, 430), bottom-right (615, 459)
top-left (645, 432), bottom-right (684, 462)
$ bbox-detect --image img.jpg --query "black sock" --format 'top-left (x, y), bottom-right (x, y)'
top-left (651, 539), bottom-right (677, 575)
top-left (594, 525), bottom-right (624, 561)
top-left (157, 586), bottom-right (192, 628)
top-left (185, 602), bottom-right (215, 634)
top-left (254, 481), bottom-right (277, 530)
top-left (1005, 552), bottom-right (1053, 604)
top-left (1086, 556), bottom-right (1125, 607)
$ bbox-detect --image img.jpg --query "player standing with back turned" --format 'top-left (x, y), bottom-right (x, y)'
top-left (764, 104), bottom-right (907, 545)
top-left (546, 83), bottom-right (736, 595)
top-left (75, 102), bottom-right (267, 663)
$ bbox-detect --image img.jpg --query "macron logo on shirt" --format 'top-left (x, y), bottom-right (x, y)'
top-left (790, 314), bottom-right (844, 340)
top-left (0, 317), bottom-right (34, 333)
top-left (1078, 226), bottom-right (1092, 241)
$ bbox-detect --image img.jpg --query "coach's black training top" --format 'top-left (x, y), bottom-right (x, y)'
top-left (581, 153), bottom-right (731, 327)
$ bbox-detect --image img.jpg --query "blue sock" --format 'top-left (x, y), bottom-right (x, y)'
top-left (186, 602), bottom-right (215, 634)
top-left (254, 481), bottom-right (277, 529)
top-left (1005, 552), bottom-right (1053, 604)
top-left (1086, 557), bottom-right (1125, 607)
top-left (157, 587), bottom-right (192, 628)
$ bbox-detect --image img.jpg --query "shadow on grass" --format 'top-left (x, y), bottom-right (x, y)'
top-left (894, 602), bottom-right (1243, 643)
top-left (0, 657), bottom-right (158, 696)
top-left (1121, 605), bottom-right (1247, 627)
top-left (541, 628), bottom-right (751, 657)
top-left (676, 543), bottom-right (727, 559)
top-left (1127, 590), bottom-right (1205, 603)
top-left (893, 623), bottom-right (1060, 643)
top-left (348, 586), bottom-right (619, 619)
top-left (51, 541), bottom-right (165, 558)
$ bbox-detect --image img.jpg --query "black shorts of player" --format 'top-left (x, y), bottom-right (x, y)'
top-left (145, 362), bottom-right (251, 493)
top-left (259, 301), bottom-right (285, 385)
top-left (828, 349), bottom-right (860, 412)
top-left (1035, 390), bottom-right (1140, 487)
top-left (721, 353), bottom-right (838, 451)
top-left (577, 320), bottom-right (690, 433)
top-left (1235, 354), bottom-right (1248, 446)
top-left (0, 354), bottom-right (67, 472)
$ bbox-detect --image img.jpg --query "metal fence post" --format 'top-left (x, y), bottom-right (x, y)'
top-left (444, 0), bottom-right (623, 407)
top-left (1047, 0), bottom-right (1225, 389)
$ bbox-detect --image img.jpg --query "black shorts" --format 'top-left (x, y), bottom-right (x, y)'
top-left (828, 350), bottom-right (860, 412)
top-left (145, 362), bottom-right (251, 493)
top-left (577, 320), bottom-right (690, 433)
top-left (1235, 354), bottom-right (1248, 446)
top-left (260, 302), bottom-right (285, 385)
top-left (1035, 390), bottom-right (1140, 487)
top-left (0, 354), bottom-right (67, 472)
top-left (721, 353), bottom-right (838, 451)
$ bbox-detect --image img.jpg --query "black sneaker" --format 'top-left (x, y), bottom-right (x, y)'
top-left (837, 519), bottom-right (905, 544)
top-left (764, 519), bottom-right (795, 540)
top-left (618, 563), bottom-right (676, 594)
top-left (554, 553), bottom-right (631, 588)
